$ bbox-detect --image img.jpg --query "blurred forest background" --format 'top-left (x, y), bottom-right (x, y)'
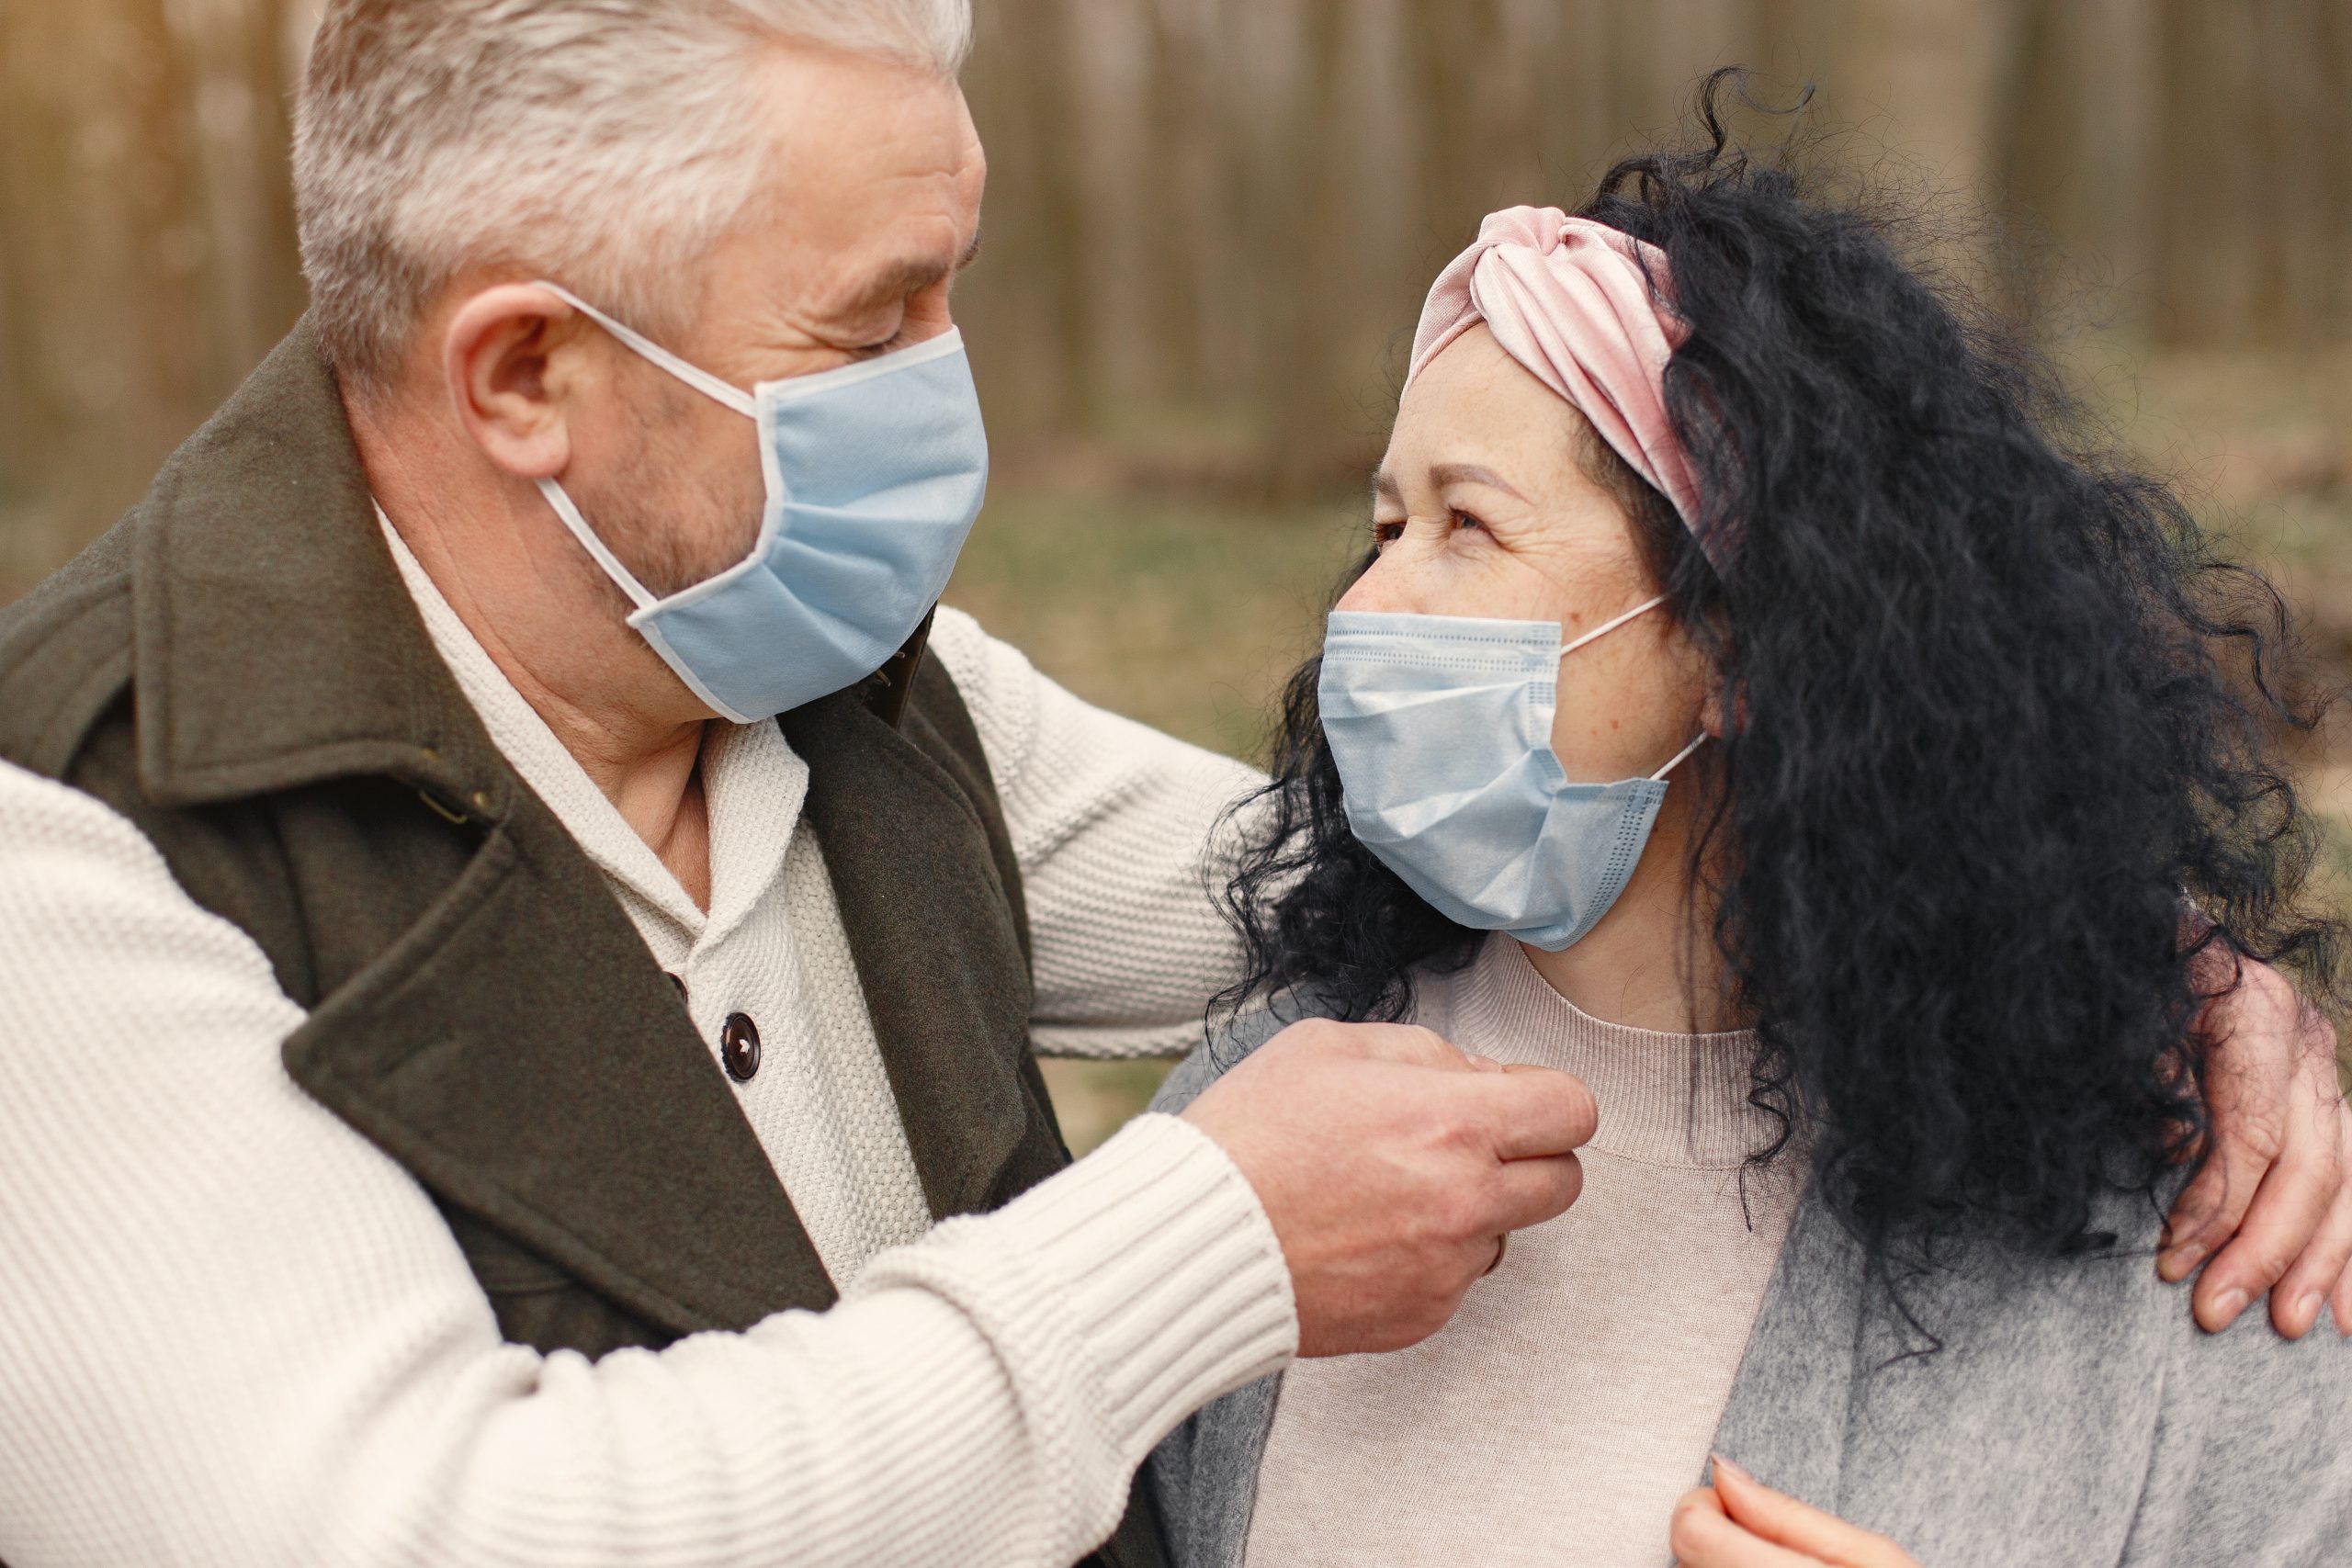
top-left (5, 1), bottom-right (2349, 1145)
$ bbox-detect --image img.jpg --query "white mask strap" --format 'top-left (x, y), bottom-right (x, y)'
top-left (1649, 732), bottom-right (1708, 783)
top-left (536, 478), bottom-right (658, 613)
top-left (530, 281), bottom-right (758, 420)
top-left (1560, 593), bottom-right (1668, 658)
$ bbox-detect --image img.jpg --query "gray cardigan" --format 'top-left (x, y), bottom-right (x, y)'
top-left (1148, 1011), bottom-right (2352, 1568)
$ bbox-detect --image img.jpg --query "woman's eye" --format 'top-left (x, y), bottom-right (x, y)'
top-left (1451, 509), bottom-right (1487, 533)
top-left (1373, 520), bottom-right (1406, 547)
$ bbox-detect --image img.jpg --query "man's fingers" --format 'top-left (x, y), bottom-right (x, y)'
top-left (1485, 1150), bottom-right (1585, 1235)
top-left (2332, 1230), bottom-right (2352, 1337)
top-left (2167, 956), bottom-right (2286, 1268)
top-left (2163, 1038), bottom-right (2290, 1278)
top-left (1316, 1021), bottom-right (1477, 1070)
top-left (2188, 1041), bottom-right (2345, 1331)
top-left (2190, 1142), bottom-right (2338, 1331)
top-left (1668, 1485), bottom-right (1823, 1568)
top-left (1467, 1065), bottom-right (1600, 1159)
top-left (2269, 1167), bottom-right (2352, 1337)
top-left (1710, 1456), bottom-right (1901, 1564)
top-left (2162, 1117), bottom-right (2271, 1282)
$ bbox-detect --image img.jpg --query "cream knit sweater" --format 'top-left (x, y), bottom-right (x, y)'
top-left (0, 535), bottom-right (1295, 1568)
top-left (1243, 935), bottom-right (1801, 1568)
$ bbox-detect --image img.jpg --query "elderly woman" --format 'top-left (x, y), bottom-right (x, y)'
top-left (1150, 97), bottom-right (2352, 1568)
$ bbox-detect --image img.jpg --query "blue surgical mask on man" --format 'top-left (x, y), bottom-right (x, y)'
top-left (529, 282), bottom-right (989, 723)
top-left (1317, 596), bottom-right (1706, 951)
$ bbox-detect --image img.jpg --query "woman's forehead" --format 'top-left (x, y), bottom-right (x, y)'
top-left (1385, 328), bottom-right (1597, 492)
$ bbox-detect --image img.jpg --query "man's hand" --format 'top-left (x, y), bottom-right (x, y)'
top-left (1669, 1457), bottom-right (1919, 1568)
top-left (2160, 951), bottom-right (2352, 1337)
top-left (1182, 1018), bottom-right (1596, 1357)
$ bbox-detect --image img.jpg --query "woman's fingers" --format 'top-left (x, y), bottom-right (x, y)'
top-left (1693, 1458), bottom-right (1918, 1567)
top-left (1668, 1484), bottom-right (1824, 1568)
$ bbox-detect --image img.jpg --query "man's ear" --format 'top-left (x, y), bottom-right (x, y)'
top-left (443, 284), bottom-right (592, 480)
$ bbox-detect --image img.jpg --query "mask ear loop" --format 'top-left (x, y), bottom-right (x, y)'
top-left (524, 281), bottom-right (762, 615)
top-left (529, 280), bottom-right (758, 418)
top-left (1648, 732), bottom-right (1708, 782)
top-left (1551, 593), bottom-right (1705, 783)
top-left (535, 478), bottom-right (658, 612)
top-left (1559, 592), bottom-right (1668, 656)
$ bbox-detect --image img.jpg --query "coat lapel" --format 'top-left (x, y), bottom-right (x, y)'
top-left (1714, 1184), bottom-right (2170, 1566)
top-left (1709, 1185), bottom-right (1867, 1509)
top-left (129, 318), bottom-right (835, 1335)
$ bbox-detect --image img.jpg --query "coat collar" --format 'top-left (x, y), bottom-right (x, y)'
top-left (118, 317), bottom-right (1055, 1334)
top-left (126, 318), bottom-right (832, 1332)
top-left (129, 319), bottom-right (513, 821)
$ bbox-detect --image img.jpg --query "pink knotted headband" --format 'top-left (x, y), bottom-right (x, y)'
top-left (1408, 206), bottom-right (1717, 570)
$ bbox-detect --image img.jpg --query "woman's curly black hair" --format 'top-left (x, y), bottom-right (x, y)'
top-left (1219, 70), bottom-right (2348, 1261)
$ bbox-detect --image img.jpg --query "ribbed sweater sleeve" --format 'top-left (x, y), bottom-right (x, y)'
top-left (926, 607), bottom-right (1268, 1059)
top-left (0, 759), bottom-right (1296, 1568)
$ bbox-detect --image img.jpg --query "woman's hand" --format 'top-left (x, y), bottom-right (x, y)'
top-left (2164, 953), bottom-right (2352, 1337)
top-left (1670, 1458), bottom-right (1919, 1568)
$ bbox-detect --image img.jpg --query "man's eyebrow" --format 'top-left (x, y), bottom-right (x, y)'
top-left (833, 228), bottom-right (982, 317)
top-left (844, 254), bottom-right (954, 309)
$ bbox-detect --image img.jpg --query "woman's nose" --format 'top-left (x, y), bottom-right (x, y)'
top-left (1336, 557), bottom-right (1406, 615)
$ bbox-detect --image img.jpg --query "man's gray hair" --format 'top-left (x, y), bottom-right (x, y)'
top-left (292, 0), bottom-right (971, 394)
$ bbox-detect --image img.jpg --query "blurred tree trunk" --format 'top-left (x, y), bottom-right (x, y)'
top-left (0, 0), bottom-right (307, 582)
top-left (6, 0), bottom-right (2351, 559)
top-left (2153, 0), bottom-right (2350, 346)
top-left (1999, 0), bottom-right (2160, 333)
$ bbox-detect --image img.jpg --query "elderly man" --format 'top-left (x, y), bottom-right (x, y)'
top-left (0, 5), bottom-right (2343, 1567)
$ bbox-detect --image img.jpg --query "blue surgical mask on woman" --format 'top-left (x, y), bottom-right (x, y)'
top-left (1317, 596), bottom-right (1705, 951)
top-left (530, 283), bottom-right (989, 723)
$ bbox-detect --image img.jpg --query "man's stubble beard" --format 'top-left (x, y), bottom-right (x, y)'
top-left (584, 373), bottom-right (765, 603)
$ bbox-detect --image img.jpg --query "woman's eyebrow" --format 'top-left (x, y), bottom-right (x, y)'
top-left (1428, 462), bottom-right (1528, 501)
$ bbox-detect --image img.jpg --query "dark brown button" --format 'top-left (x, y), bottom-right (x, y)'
top-left (720, 1011), bottom-right (762, 1083)
top-left (666, 973), bottom-right (688, 1005)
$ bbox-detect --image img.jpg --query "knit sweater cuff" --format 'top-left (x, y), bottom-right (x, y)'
top-left (851, 1112), bottom-right (1295, 1544)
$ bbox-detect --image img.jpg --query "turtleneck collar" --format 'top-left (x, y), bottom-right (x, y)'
top-left (1436, 932), bottom-right (1774, 1169)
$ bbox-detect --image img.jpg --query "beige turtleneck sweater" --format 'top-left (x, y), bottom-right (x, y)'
top-left (1242, 933), bottom-right (1804, 1568)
